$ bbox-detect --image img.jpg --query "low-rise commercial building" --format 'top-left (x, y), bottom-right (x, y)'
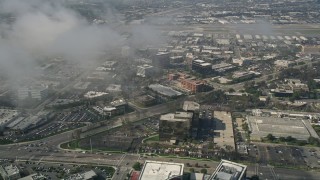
top-left (232, 71), bottom-right (257, 81)
top-left (0, 109), bottom-right (20, 129)
top-left (180, 79), bottom-right (212, 93)
top-left (66, 170), bottom-right (97, 180)
top-left (0, 165), bottom-right (21, 180)
top-left (274, 60), bottom-right (295, 68)
top-left (149, 84), bottom-right (182, 98)
top-left (183, 101), bottom-right (200, 112)
top-left (18, 173), bottom-right (46, 180)
top-left (212, 63), bottom-right (236, 73)
top-left (93, 99), bottom-right (128, 117)
top-left (102, 61), bottom-right (117, 71)
top-left (137, 64), bottom-right (155, 78)
top-left (139, 161), bottom-right (184, 180)
top-left (209, 160), bottom-right (247, 180)
top-left (135, 95), bottom-right (157, 107)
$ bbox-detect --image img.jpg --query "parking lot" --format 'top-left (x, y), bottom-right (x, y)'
top-left (247, 143), bottom-right (320, 169)
top-left (78, 116), bottom-right (160, 152)
top-left (5, 107), bottom-right (102, 142)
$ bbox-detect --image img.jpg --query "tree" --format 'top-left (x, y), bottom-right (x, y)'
top-left (242, 122), bottom-right (249, 132)
top-left (267, 75), bottom-right (273, 80)
top-left (285, 136), bottom-right (296, 142)
top-left (189, 168), bottom-right (195, 173)
top-left (132, 162), bottom-right (142, 171)
top-left (200, 168), bottom-right (207, 174)
top-left (308, 136), bottom-right (320, 146)
top-left (228, 88), bottom-right (235, 93)
top-left (266, 134), bottom-right (275, 141)
top-left (289, 91), bottom-right (301, 102)
top-left (279, 137), bottom-right (286, 142)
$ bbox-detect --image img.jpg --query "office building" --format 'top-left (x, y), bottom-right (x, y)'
top-left (159, 112), bottom-right (193, 141)
top-left (180, 79), bottom-right (212, 93)
top-left (192, 59), bottom-right (212, 75)
top-left (153, 52), bottom-right (170, 67)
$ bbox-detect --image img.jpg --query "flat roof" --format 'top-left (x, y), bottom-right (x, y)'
top-left (149, 84), bottom-right (182, 97)
top-left (160, 112), bottom-right (193, 122)
top-left (106, 84), bottom-right (122, 92)
top-left (193, 59), bottom-right (205, 63)
top-left (210, 160), bottom-right (247, 180)
top-left (201, 63), bottom-right (212, 66)
top-left (247, 116), bottom-right (318, 140)
top-left (183, 101), bottom-right (200, 112)
top-left (0, 109), bottom-right (19, 126)
top-left (6, 117), bottom-right (25, 128)
top-left (214, 111), bottom-right (235, 150)
top-left (4, 165), bottom-right (20, 176)
top-left (212, 63), bottom-right (234, 69)
top-left (139, 160), bottom-right (184, 180)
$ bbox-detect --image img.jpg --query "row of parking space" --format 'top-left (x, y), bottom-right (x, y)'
top-left (250, 144), bottom-right (307, 167)
top-left (305, 20), bottom-right (320, 24)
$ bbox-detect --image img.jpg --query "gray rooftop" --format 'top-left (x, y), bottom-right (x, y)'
top-left (149, 84), bottom-right (182, 97)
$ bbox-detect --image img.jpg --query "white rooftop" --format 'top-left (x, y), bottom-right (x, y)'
top-left (0, 109), bottom-right (19, 126)
top-left (183, 101), bottom-right (200, 112)
top-left (84, 91), bottom-right (108, 99)
top-left (4, 164), bottom-right (20, 176)
top-left (160, 112), bottom-right (193, 122)
top-left (139, 161), bottom-right (184, 180)
top-left (210, 160), bottom-right (247, 180)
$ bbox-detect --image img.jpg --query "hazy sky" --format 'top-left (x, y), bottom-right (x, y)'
top-left (0, 0), bottom-right (165, 84)
top-left (1, 0), bottom-right (125, 70)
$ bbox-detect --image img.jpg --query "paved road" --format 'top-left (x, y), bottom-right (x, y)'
top-left (2, 145), bottom-right (320, 180)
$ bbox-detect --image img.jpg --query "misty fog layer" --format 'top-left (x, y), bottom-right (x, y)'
top-left (0, 0), bottom-right (165, 83)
